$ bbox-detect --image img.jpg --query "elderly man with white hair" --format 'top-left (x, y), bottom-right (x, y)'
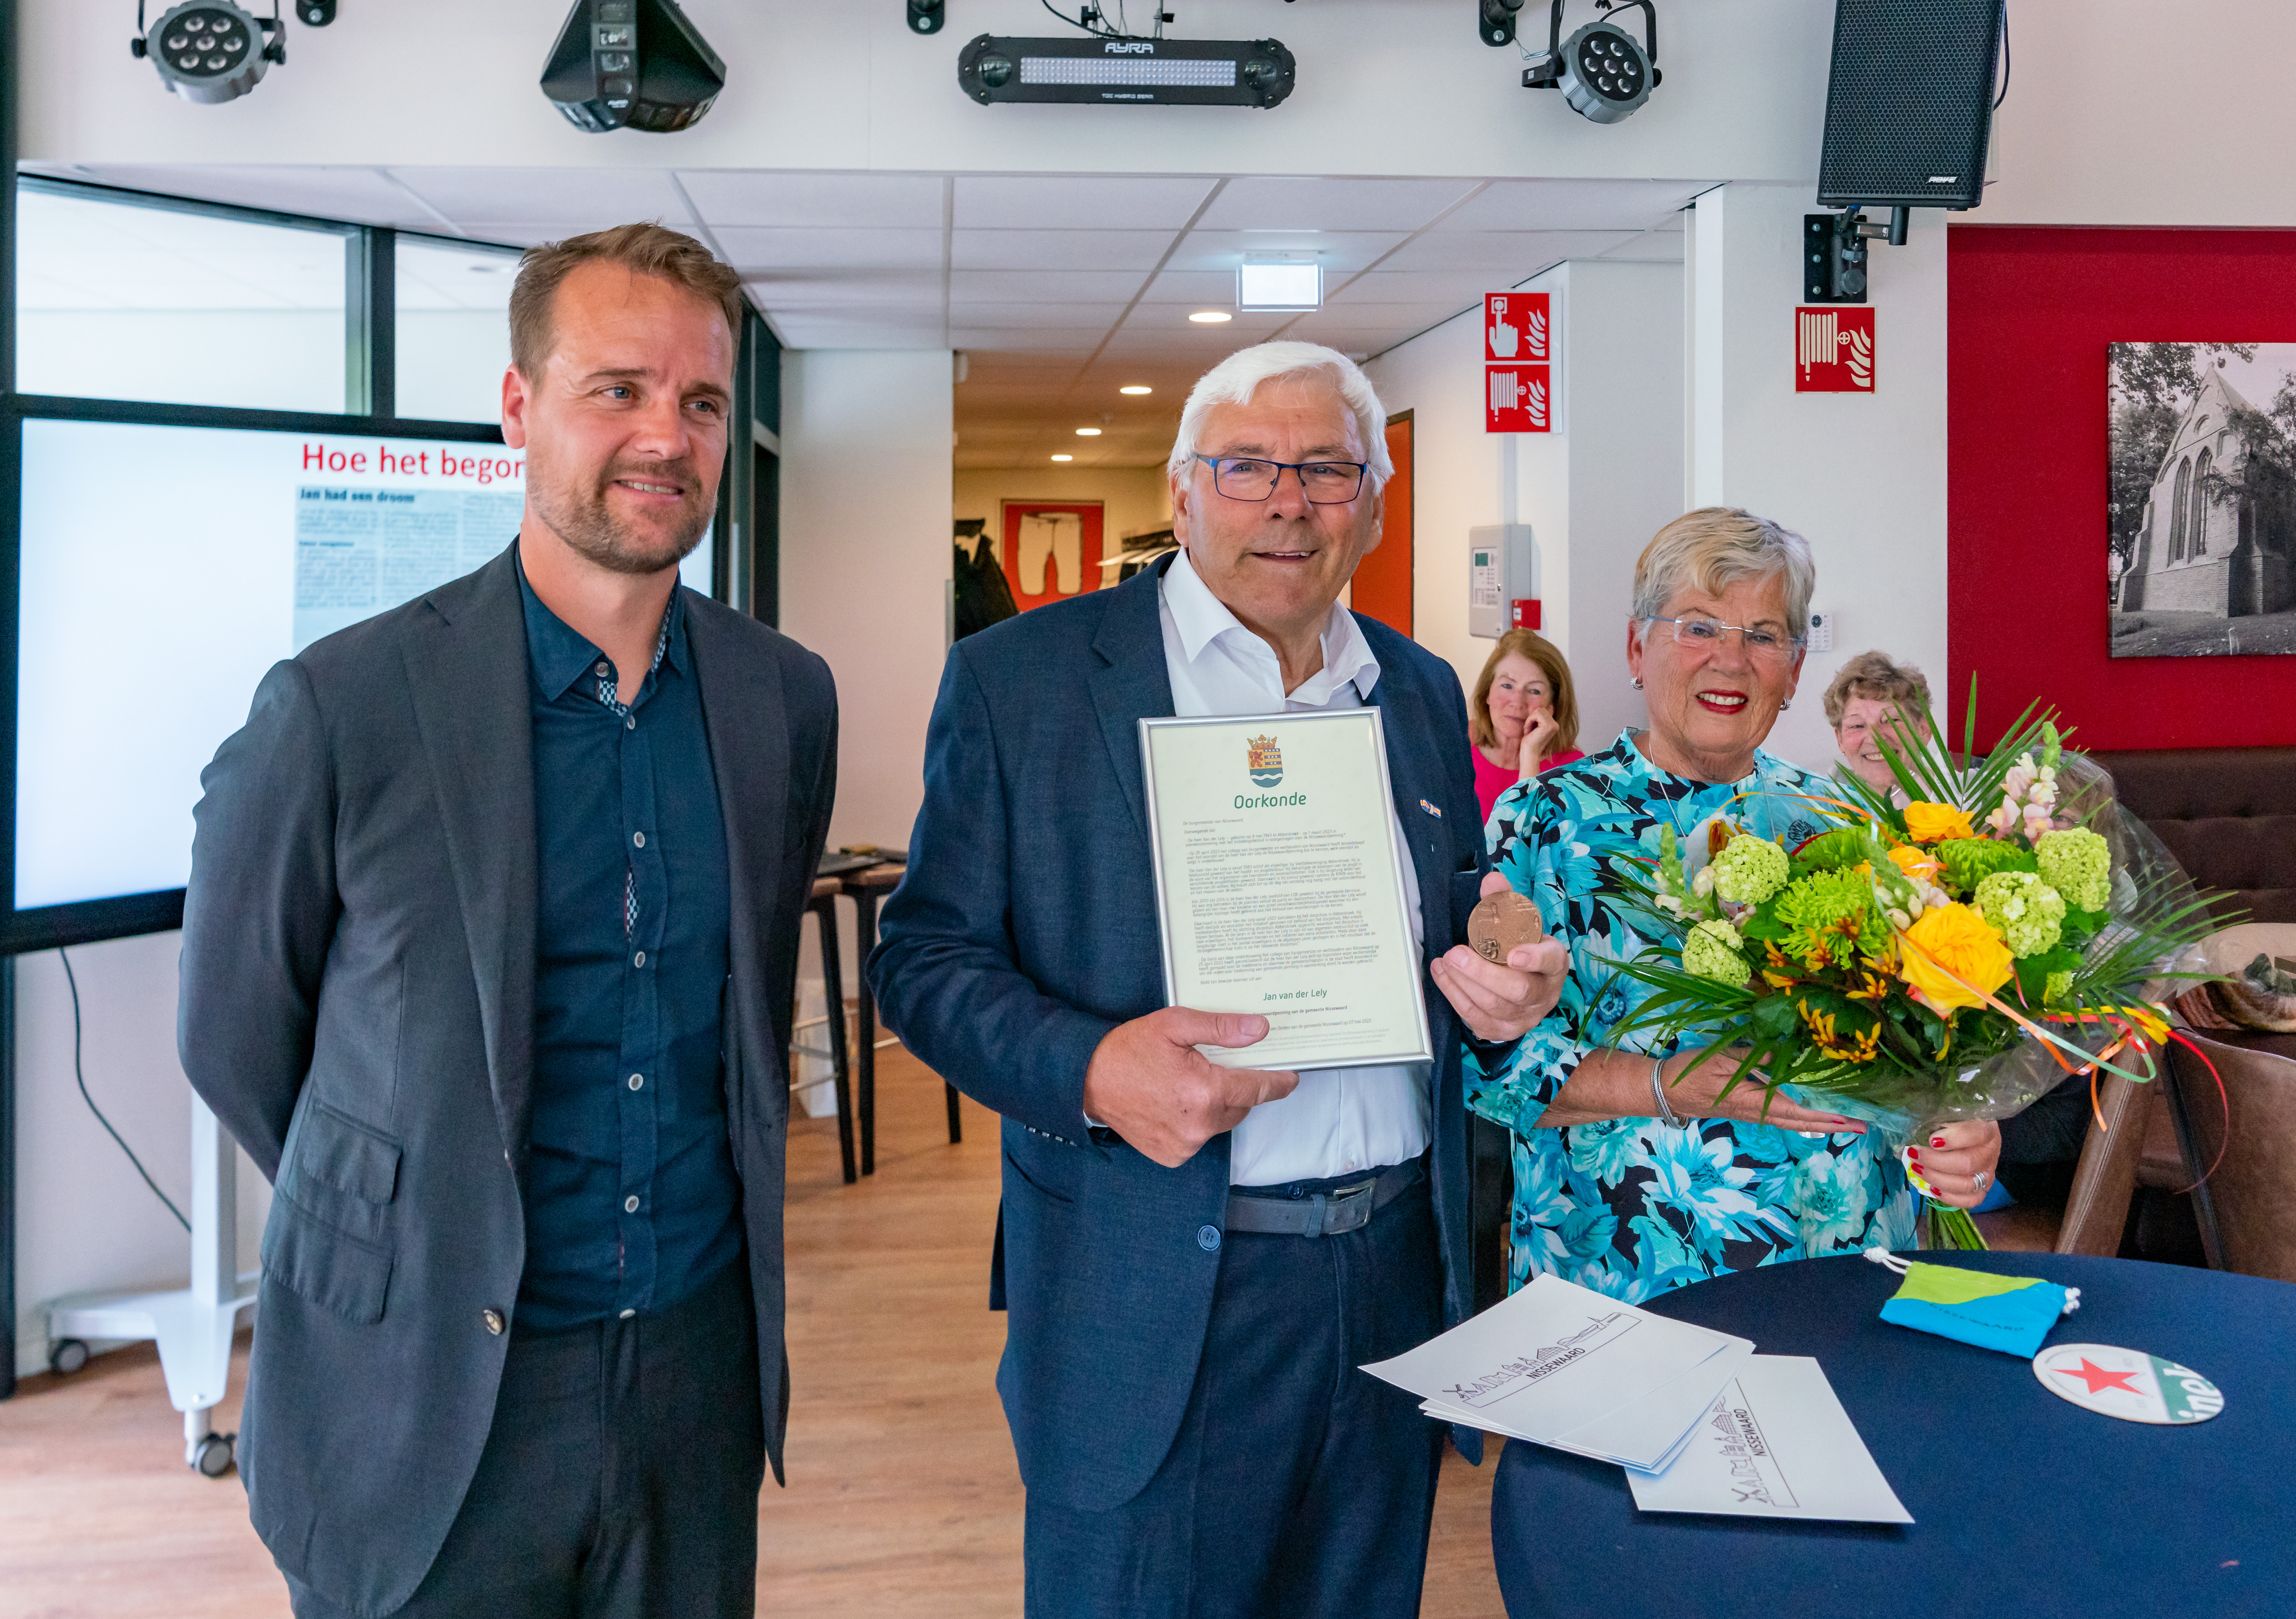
top-left (872, 342), bottom-right (1568, 1616)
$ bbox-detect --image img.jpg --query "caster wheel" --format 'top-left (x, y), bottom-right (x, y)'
top-left (47, 1338), bottom-right (90, 1376)
top-left (193, 1432), bottom-right (238, 1479)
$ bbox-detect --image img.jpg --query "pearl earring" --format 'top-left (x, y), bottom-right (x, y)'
top-left (1780, 699), bottom-right (1792, 711)
top-left (1632, 678), bottom-right (1644, 690)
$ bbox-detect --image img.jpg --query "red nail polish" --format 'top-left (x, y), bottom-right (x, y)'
top-left (1907, 1148), bottom-right (1921, 1165)
top-left (1930, 1135), bottom-right (1946, 1148)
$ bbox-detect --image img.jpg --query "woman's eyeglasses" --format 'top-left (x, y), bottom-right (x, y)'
top-left (1644, 615), bottom-right (1804, 665)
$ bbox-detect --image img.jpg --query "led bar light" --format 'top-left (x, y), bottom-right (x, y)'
top-left (957, 35), bottom-right (1296, 108)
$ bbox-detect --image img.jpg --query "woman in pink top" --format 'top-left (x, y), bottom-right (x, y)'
top-left (1470, 628), bottom-right (1585, 824)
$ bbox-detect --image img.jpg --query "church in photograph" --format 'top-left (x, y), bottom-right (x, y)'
top-left (2118, 367), bottom-right (2296, 617)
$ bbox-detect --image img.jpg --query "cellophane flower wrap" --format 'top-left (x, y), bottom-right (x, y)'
top-left (1606, 697), bottom-right (2220, 1250)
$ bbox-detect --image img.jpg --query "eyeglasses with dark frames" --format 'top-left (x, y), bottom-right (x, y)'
top-left (1194, 454), bottom-right (1369, 504)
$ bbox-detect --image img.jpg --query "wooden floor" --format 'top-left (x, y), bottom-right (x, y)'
top-left (0, 1043), bottom-right (1504, 1616)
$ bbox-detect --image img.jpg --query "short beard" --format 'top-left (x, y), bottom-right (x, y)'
top-left (531, 458), bottom-right (710, 577)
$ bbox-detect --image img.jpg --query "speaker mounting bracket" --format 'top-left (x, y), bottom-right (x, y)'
top-left (1803, 206), bottom-right (1908, 304)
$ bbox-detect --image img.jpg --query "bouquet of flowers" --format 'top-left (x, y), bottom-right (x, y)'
top-left (1606, 696), bottom-right (2223, 1249)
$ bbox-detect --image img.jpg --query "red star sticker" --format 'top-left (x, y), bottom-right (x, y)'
top-left (2055, 1358), bottom-right (2141, 1397)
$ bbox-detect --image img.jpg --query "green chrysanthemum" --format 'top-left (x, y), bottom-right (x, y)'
top-left (2035, 828), bottom-right (2112, 913)
top-left (1772, 868), bottom-right (1887, 970)
top-left (2044, 970), bottom-right (2074, 1006)
top-left (1932, 837), bottom-right (2032, 897)
top-left (1974, 869), bottom-right (2067, 958)
top-left (1709, 834), bottom-right (1790, 905)
top-left (1683, 918), bottom-right (1751, 988)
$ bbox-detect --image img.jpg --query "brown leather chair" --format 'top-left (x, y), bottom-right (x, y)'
top-left (2166, 1030), bottom-right (2296, 1285)
top-left (2053, 1050), bottom-right (2163, 1256)
top-left (2087, 746), bottom-right (2296, 924)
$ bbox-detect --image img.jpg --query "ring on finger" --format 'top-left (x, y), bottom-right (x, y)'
top-left (1973, 1169), bottom-right (1989, 1190)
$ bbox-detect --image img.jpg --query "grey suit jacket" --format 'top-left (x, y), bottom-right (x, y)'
top-left (179, 544), bottom-right (837, 1616)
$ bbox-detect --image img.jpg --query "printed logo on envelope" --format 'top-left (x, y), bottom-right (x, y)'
top-left (1439, 1313), bottom-right (1639, 1410)
top-left (1246, 734), bottom-right (1284, 789)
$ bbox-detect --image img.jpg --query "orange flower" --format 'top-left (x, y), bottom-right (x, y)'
top-left (1898, 902), bottom-right (2014, 1013)
top-left (1903, 801), bottom-right (1976, 843)
top-left (1887, 844), bottom-right (1941, 885)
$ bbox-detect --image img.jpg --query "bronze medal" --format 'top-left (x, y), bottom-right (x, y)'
top-left (1467, 890), bottom-right (1544, 963)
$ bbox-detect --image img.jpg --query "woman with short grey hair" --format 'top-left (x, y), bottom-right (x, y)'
top-left (1474, 507), bottom-right (2001, 1301)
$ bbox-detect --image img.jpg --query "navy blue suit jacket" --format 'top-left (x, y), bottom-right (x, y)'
top-left (869, 558), bottom-right (1499, 1513)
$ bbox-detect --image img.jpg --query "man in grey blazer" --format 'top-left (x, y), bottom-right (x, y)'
top-left (180, 224), bottom-right (836, 1619)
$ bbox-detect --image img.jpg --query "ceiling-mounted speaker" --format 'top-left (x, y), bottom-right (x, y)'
top-left (541, 0), bottom-right (724, 134)
top-left (1817, 0), bottom-right (2001, 210)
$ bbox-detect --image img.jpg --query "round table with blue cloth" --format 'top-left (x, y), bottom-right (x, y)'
top-left (1490, 1252), bottom-right (2296, 1619)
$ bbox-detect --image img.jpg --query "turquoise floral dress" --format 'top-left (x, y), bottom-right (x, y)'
top-left (1471, 729), bottom-right (1919, 1303)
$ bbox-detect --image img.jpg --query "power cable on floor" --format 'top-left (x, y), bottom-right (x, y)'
top-left (59, 947), bottom-right (190, 1231)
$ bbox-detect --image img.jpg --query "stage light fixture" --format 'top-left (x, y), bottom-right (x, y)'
top-left (1120, 385), bottom-right (1153, 395)
top-left (295, 0), bottom-right (335, 22)
top-left (908, 0), bottom-right (945, 33)
top-left (541, 0), bottom-right (725, 134)
top-left (1188, 310), bottom-right (1232, 324)
top-left (1478, 0), bottom-right (1525, 47)
top-left (132, 0), bottom-right (283, 106)
top-left (957, 34), bottom-right (1295, 108)
top-left (1520, 0), bottom-right (1659, 124)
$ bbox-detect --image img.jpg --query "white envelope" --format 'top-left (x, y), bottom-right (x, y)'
top-left (1626, 1355), bottom-right (1913, 1524)
top-left (1365, 1273), bottom-right (1751, 1465)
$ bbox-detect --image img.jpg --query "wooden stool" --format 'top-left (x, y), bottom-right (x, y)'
top-left (841, 862), bottom-right (962, 1168)
top-left (802, 873), bottom-right (858, 1184)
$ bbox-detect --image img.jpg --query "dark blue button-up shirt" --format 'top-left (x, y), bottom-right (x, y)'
top-left (515, 555), bottom-right (741, 1332)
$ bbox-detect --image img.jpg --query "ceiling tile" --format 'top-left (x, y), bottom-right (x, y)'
top-left (949, 328), bottom-right (1114, 352)
top-left (951, 229), bottom-right (1176, 272)
top-left (1134, 270), bottom-right (1240, 305)
top-left (677, 171), bottom-right (945, 229)
top-left (1432, 178), bottom-right (1705, 233)
top-left (390, 168), bottom-right (695, 231)
top-left (1195, 178), bottom-right (1482, 233)
top-left (946, 300), bottom-right (1130, 326)
top-left (1330, 270), bottom-right (1511, 306)
top-left (742, 269), bottom-right (944, 308)
top-left (57, 165), bottom-right (456, 232)
top-left (949, 269), bottom-right (1147, 302)
top-left (716, 228), bottom-right (944, 271)
top-left (1164, 231), bottom-right (1406, 276)
top-left (1375, 230), bottom-right (1639, 273)
top-left (954, 176), bottom-right (1217, 230)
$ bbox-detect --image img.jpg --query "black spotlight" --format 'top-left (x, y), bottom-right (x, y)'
top-left (296, 0), bottom-right (335, 22)
top-left (908, 0), bottom-right (946, 34)
top-left (1479, 0), bottom-right (1524, 47)
top-left (131, 0), bottom-right (283, 105)
top-left (541, 0), bottom-right (725, 134)
top-left (1521, 0), bottom-right (1660, 124)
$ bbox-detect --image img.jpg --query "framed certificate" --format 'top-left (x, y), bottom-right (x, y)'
top-left (1138, 709), bottom-right (1432, 1072)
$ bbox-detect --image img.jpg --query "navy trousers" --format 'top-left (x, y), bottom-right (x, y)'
top-left (1022, 1170), bottom-right (1448, 1619)
top-left (284, 1259), bottom-right (765, 1619)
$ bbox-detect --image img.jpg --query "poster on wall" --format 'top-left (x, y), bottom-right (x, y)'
top-left (1000, 501), bottom-right (1105, 612)
top-left (2110, 343), bottom-right (2296, 659)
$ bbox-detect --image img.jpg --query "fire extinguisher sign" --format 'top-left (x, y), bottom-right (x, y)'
top-left (1486, 292), bottom-right (1553, 433)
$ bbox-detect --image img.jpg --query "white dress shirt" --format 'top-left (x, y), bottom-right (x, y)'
top-left (1156, 550), bottom-right (1431, 1188)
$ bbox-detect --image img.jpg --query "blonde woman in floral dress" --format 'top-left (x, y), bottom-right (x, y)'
top-left (1473, 509), bottom-right (2002, 1301)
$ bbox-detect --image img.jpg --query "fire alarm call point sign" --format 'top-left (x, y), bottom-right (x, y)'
top-left (1486, 292), bottom-right (1553, 434)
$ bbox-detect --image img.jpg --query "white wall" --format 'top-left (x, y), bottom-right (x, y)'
top-left (1364, 255), bottom-right (1684, 753)
top-left (1685, 184), bottom-right (1949, 773)
top-left (12, 936), bottom-right (269, 1380)
top-left (18, 0), bottom-right (1833, 186)
top-left (778, 348), bottom-right (955, 855)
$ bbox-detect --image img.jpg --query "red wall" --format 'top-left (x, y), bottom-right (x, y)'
top-left (1948, 226), bottom-right (2296, 750)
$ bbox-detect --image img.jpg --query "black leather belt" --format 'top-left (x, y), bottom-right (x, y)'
top-left (1223, 1158), bottom-right (1425, 1239)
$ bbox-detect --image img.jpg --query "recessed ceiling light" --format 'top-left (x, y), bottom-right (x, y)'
top-left (1075, 427), bottom-right (1102, 437)
top-left (1189, 310), bottom-right (1233, 324)
top-left (1050, 453), bottom-right (1074, 461)
top-left (1120, 384), bottom-right (1153, 395)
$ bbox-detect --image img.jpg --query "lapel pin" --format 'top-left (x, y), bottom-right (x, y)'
top-left (1418, 799), bottom-right (1443, 818)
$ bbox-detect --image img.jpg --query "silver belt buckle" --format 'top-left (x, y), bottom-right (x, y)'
top-left (1312, 1178), bottom-right (1377, 1238)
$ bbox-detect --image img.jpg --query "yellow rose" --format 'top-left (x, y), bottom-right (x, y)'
top-left (1887, 844), bottom-right (1941, 885)
top-left (1898, 902), bottom-right (2014, 1013)
top-left (1903, 801), bottom-right (1976, 843)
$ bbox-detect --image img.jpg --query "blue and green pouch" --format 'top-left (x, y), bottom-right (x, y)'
top-left (1864, 1249), bottom-right (2081, 1358)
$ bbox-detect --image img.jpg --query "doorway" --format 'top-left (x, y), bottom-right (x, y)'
top-left (1352, 410), bottom-right (1414, 638)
